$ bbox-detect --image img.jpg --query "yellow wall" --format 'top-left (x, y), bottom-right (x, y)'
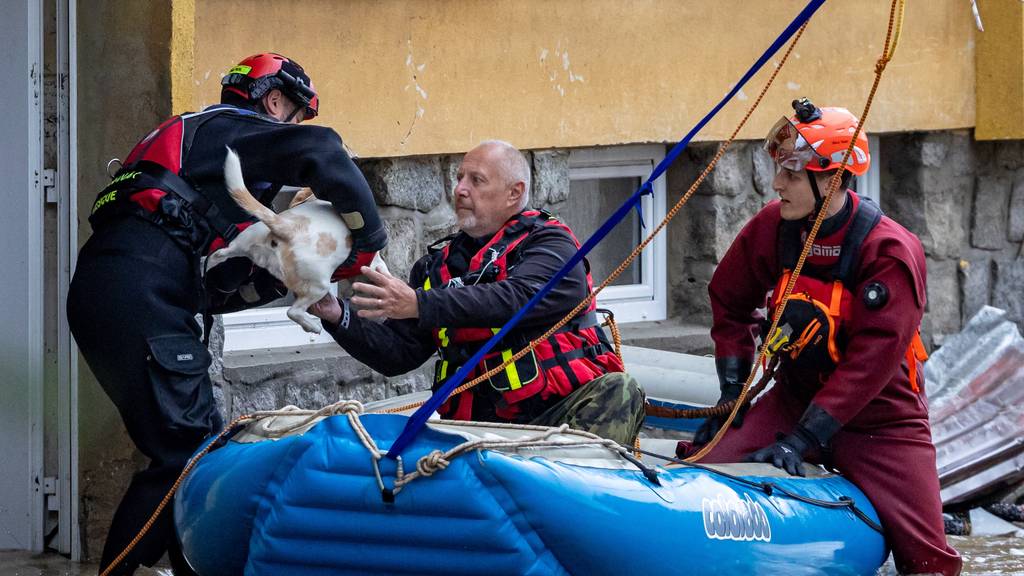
top-left (189, 0), bottom-right (976, 158)
top-left (975, 0), bottom-right (1024, 140)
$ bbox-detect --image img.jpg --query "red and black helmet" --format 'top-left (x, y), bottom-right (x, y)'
top-left (221, 53), bottom-right (319, 120)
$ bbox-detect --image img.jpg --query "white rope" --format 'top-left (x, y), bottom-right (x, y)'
top-left (242, 400), bottom-right (367, 438)
top-left (236, 400), bottom-right (639, 496)
top-left (390, 423), bottom-right (635, 494)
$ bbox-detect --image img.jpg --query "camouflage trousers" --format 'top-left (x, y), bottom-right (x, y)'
top-left (529, 372), bottom-right (646, 446)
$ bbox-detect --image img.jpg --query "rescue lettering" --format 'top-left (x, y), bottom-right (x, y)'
top-left (701, 493), bottom-right (772, 542)
top-left (91, 189), bottom-right (118, 213)
top-left (110, 170), bottom-right (141, 185)
top-left (810, 244), bottom-right (841, 257)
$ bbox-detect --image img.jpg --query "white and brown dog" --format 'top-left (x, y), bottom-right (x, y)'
top-left (206, 148), bottom-right (387, 333)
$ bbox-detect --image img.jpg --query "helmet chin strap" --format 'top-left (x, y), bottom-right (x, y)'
top-left (806, 169), bottom-right (825, 217)
top-left (806, 169), bottom-right (853, 221)
top-left (282, 100), bottom-right (303, 123)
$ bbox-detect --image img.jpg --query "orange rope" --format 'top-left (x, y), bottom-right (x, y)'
top-left (97, 416), bottom-right (251, 576)
top-left (686, 0), bottom-right (905, 462)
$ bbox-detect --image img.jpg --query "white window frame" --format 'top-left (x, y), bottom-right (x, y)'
top-left (568, 145), bottom-right (667, 323)
top-left (857, 134), bottom-right (881, 204)
top-left (221, 286), bottom-right (340, 352)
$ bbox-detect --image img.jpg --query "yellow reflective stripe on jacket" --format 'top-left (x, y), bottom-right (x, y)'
top-left (490, 328), bottom-right (523, 390)
top-left (501, 348), bottom-right (522, 390)
top-left (424, 279), bottom-right (521, 390)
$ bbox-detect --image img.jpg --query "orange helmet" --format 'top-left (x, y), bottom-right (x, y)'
top-left (764, 99), bottom-right (870, 176)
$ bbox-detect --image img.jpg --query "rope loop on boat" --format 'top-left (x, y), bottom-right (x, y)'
top-left (246, 399), bottom-right (366, 438)
top-left (417, 450), bottom-right (451, 477)
top-left (382, 422), bottom-right (658, 496)
top-left (234, 408), bottom-right (656, 496)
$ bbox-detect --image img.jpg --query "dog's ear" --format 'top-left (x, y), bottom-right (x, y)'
top-left (289, 188), bottom-right (315, 209)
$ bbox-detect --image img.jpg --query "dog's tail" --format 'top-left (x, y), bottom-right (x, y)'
top-left (224, 147), bottom-right (293, 239)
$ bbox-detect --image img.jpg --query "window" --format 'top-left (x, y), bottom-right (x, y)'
top-left (565, 145), bottom-right (667, 323)
top-left (853, 134), bottom-right (881, 204)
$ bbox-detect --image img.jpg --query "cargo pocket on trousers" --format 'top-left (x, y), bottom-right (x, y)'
top-left (145, 334), bottom-right (215, 438)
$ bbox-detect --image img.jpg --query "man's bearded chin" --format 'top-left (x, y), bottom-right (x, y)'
top-left (457, 212), bottom-right (477, 233)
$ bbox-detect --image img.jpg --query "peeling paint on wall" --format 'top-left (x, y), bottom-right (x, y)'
top-left (401, 38), bottom-right (429, 146)
top-left (194, 0), bottom-right (976, 157)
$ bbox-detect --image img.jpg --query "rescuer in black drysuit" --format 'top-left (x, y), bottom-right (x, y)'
top-left (67, 52), bottom-right (385, 575)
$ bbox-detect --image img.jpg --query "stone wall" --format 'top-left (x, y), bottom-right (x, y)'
top-left (880, 131), bottom-right (1024, 347)
top-left (665, 142), bottom-right (775, 325)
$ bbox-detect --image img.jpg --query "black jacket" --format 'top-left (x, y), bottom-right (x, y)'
top-left (180, 105), bottom-right (386, 252)
top-left (325, 224), bottom-right (589, 376)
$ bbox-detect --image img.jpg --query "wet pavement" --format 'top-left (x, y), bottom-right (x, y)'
top-left (0, 552), bottom-right (160, 576)
top-left (3, 536), bottom-right (1024, 575)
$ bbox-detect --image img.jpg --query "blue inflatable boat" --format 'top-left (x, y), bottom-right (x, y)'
top-left (175, 405), bottom-right (887, 575)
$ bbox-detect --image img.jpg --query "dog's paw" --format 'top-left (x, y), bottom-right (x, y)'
top-left (288, 306), bottom-right (324, 334)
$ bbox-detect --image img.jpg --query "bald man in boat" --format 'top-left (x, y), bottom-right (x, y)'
top-left (683, 100), bottom-right (961, 576)
top-left (309, 140), bottom-right (645, 446)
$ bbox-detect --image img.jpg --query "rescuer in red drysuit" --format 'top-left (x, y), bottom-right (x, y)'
top-left (681, 99), bottom-right (962, 576)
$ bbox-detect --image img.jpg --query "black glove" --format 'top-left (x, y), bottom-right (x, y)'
top-left (205, 256), bottom-right (254, 294)
top-left (746, 403), bottom-right (841, 476)
top-left (693, 357), bottom-right (754, 446)
top-left (205, 257), bottom-right (287, 314)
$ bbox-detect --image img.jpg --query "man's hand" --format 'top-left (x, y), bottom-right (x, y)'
top-left (351, 266), bottom-right (418, 320)
top-left (307, 293), bottom-right (343, 325)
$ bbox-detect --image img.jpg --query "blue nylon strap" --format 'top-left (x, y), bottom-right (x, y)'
top-left (387, 0), bottom-right (827, 458)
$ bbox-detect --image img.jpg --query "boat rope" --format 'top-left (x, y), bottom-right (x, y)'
top-left (599, 308), bottom-right (624, 364)
top-left (629, 445), bottom-right (884, 533)
top-left (203, 401), bottom-right (664, 498)
top-left (381, 423), bottom-right (663, 498)
top-left (378, 8), bottom-right (814, 426)
top-left (687, 0), bottom-right (906, 463)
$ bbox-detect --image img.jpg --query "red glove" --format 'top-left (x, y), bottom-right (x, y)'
top-left (331, 250), bottom-right (378, 282)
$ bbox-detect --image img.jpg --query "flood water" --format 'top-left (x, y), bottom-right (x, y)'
top-left (873, 534), bottom-right (1024, 575)
top-left (948, 534), bottom-right (1024, 575)
top-left (2, 537), bottom-right (1024, 574)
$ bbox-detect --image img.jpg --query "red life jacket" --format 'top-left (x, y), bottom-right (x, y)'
top-left (422, 210), bottom-right (624, 421)
top-left (88, 106), bottom-right (258, 253)
top-left (765, 194), bottom-right (928, 391)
